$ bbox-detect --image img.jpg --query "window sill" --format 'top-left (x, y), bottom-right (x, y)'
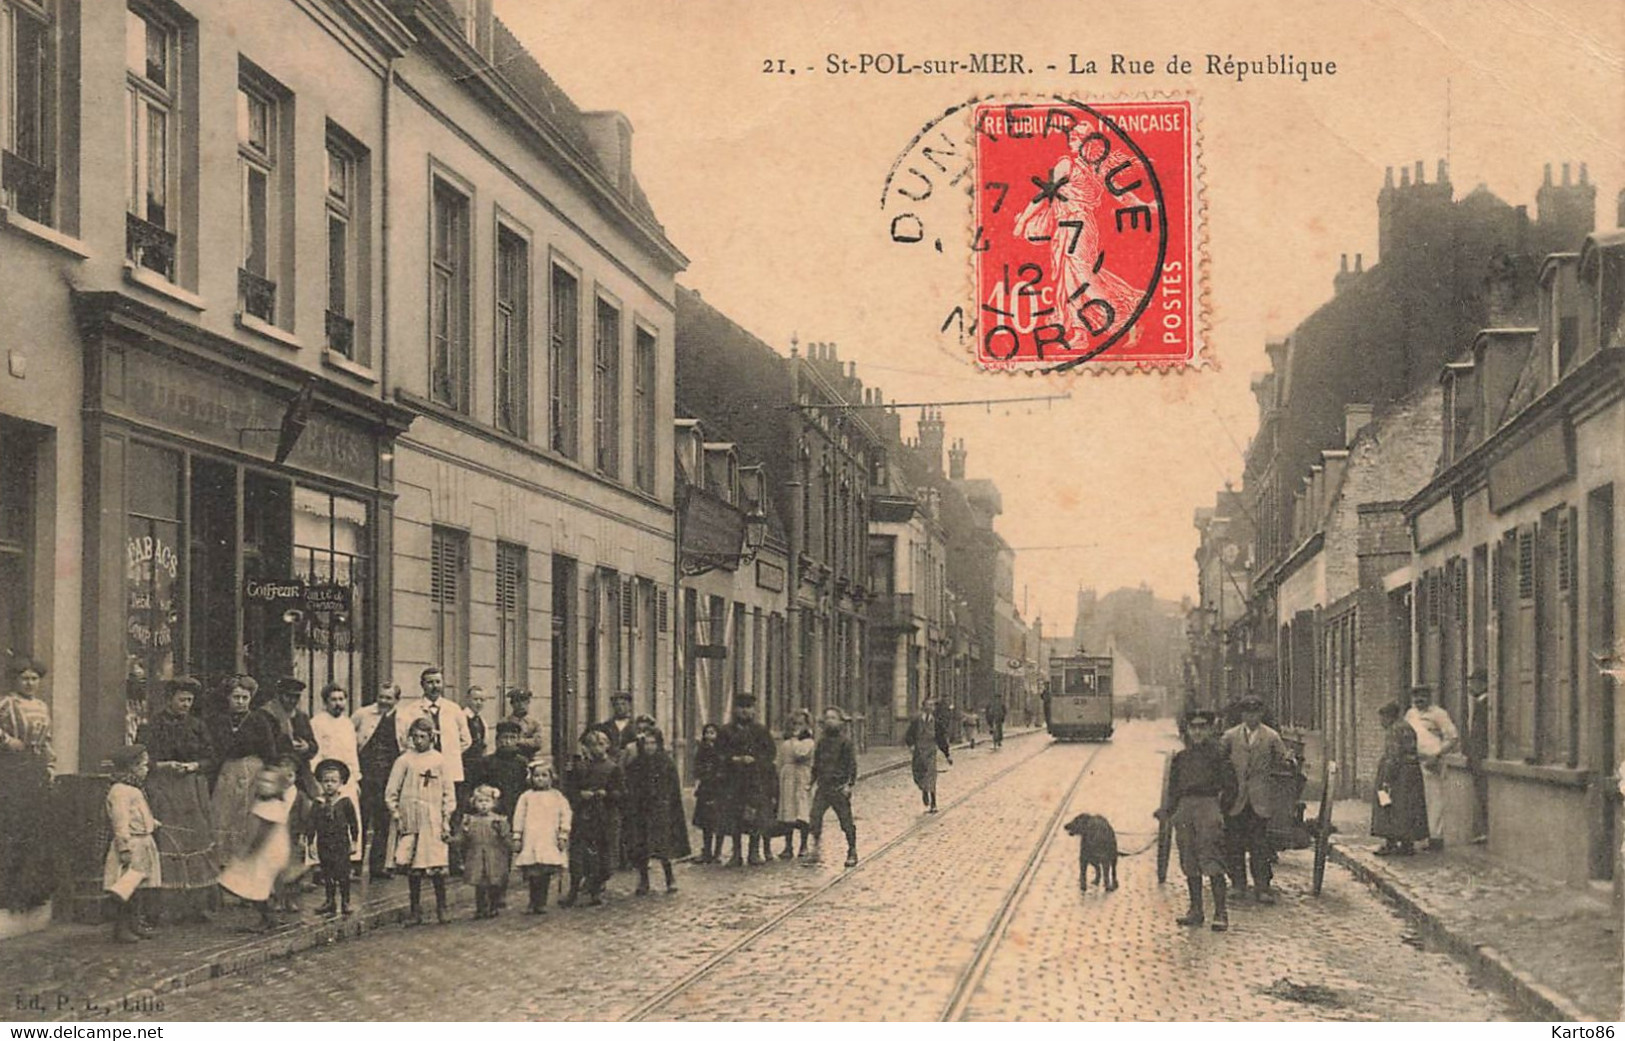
top-left (322, 349), bottom-right (377, 383)
top-left (1481, 757), bottom-right (1589, 788)
top-left (123, 262), bottom-right (206, 311)
top-left (0, 207), bottom-right (90, 259)
top-left (235, 312), bottom-right (303, 351)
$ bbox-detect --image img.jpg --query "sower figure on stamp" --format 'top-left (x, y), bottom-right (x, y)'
top-left (1219, 693), bottom-right (1291, 903)
top-left (1159, 709), bottom-right (1236, 931)
top-left (904, 697), bottom-right (952, 813)
top-left (717, 694), bottom-right (777, 866)
top-left (807, 707), bottom-right (859, 868)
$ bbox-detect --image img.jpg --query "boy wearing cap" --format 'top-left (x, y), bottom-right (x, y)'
top-left (307, 759), bottom-right (360, 915)
top-left (808, 707), bottom-right (859, 867)
top-left (717, 694), bottom-right (777, 867)
top-left (1161, 709), bottom-right (1237, 931)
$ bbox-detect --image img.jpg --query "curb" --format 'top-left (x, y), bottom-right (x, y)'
top-left (91, 727), bottom-right (1053, 1015)
top-left (1328, 844), bottom-right (1601, 1021)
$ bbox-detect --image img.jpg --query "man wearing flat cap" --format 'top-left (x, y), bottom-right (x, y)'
top-left (717, 694), bottom-right (777, 866)
top-left (1219, 694), bottom-right (1292, 903)
top-left (501, 688), bottom-right (545, 760)
top-left (588, 691), bottom-right (640, 754)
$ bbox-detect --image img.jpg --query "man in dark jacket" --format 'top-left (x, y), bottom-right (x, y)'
top-left (354, 682), bottom-right (401, 879)
top-left (904, 698), bottom-right (952, 812)
top-left (985, 695), bottom-right (1008, 750)
top-left (808, 706), bottom-right (859, 867)
top-left (1161, 708), bottom-right (1238, 931)
top-left (717, 694), bottom-right (777, 866)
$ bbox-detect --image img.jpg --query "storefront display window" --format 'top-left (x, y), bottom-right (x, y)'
top-left (292, 486), bottom-right (368, 705)
top-left (125, 442), bottom-right (182, 734)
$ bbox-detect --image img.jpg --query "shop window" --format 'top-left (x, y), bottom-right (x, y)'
top-left (496, 542), bottom-right (526, 698)
top-left (548, 263), bottom-right (579, 457)
top-left (594, 296), bottom-right (621, 477)
top-left (633, 326), bottom-right (656, 493)
top-left (126, 4), bottom-right (178, 279)
top-left (430, 175), bottom-right (471, 411)
top-left (125, 442), bottom-right (183, 721)
top-left (2, 0), bottom-right (57, 226)
top-left (495, 226), bottom-right (529, 437)
top-left (430, 526), bottom-right (468, 695)
top-left (293, 487), bottom-right (369, 705)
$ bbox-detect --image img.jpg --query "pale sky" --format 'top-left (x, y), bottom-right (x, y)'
top-left (495, 0), bottom-right (1625, 631)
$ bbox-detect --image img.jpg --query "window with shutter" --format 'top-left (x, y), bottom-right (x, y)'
top-left (658, 588), bottom-right (669, 633)
top-left (622, 578), bottom-right (635, 631)
top-left (496, 543), bottom-right (526, 696)
top-left (430, 527), bottom-right (468, 691)
top-left (1518, 528), bottom-right (1535, 601)
top-left (1557, 512), bottom-right (1573, 593)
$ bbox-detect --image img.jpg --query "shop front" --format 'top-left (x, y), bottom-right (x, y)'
top-left (74, 292), bottom-right (413, 769)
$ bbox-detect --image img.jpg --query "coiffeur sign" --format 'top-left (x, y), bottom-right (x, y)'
top-left (244, 579), bottom-right (353, 613)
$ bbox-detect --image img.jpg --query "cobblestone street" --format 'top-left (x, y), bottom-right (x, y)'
top-left (147, 724), bottom-right (1513, 1021)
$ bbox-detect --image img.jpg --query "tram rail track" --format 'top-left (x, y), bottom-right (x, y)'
top-left (623, 734), bottom-right (1109, 1022)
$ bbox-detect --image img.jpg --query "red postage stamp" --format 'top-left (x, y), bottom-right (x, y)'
top-left (972, 99), bottom-right (1198, 371)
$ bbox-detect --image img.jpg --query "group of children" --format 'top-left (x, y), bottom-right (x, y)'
top-left (102, 716), bottom-right (591, 939)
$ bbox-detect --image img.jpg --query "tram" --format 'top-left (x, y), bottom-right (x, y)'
top-left (1045, 654), bottom-right (1114, 741)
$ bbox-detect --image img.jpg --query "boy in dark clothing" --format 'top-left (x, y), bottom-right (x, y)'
top-left (480, 721), bottom-right (532, 818)
top-left (1158, 710), bottom-right (1237, 932)
top-left (561, 730), bottom-right (625, 907)
top-left (808, 707), bottom-right (859, 868)
top-left (308, 759), bottom-right (361, 916)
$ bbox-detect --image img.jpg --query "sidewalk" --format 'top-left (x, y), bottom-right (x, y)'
top-left (1328, 798), bottom-right (1620, 1020)
top-left (1, 727), bottom-right (1042, 1020)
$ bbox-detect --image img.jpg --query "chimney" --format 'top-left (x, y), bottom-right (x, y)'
top-left (1617, 186), bottom-right (1625, 230)
top-left (918, 407), bottom-right (946, 474)
top-left (1401, 166), bottom-right (1411, 187)
top-left (1333, 254), bottom-right (1351, 295)
top-left (828, 342), bottom-right (839, 363)
top-left (1344, 403), bottom-right (1374, 446)
top-left (1437, 159), bottom-right (1449, 185)
top-left (579, 111), bottom-right (634, 195)
top-left (1415, 159), bottom-right (1425, 184)
top-left (948, 438), bottom-right (968, 480)
top-left (1354, 253), bottom-right (1363, 273)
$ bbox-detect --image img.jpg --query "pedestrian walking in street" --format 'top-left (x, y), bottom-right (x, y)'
top-left (775, 709), bottom-right (815, 859)
top-left (985, 695), bottom-right (1007, 750)
top-left (480, 721), bottom-right (532, 818)
top-left (1160, 709), bottom-right (1236, 932)
top-left (353, 682), bottom-right (401, 880)
top-left (137, 676), bottom-right (219, 923)
top-left (310, 684), bottom-right (362, 872)
top-left (217, 756), bottom-right (299, 933)
top-left (624, 727), bottom-right (690, 895)
top-left (501, 688), bottom-right (545, 760)
top-left (385, 717), bottom-right (456, 926)
top-left (562, 729), bottom-right (624, 906)
top-left (1371, 702), bottom-right (1427, 857)
top-left (905, 697), bottom-right (952, 813)
top-left (808, 707), bottom-right (859, 867)
top-left (717, 694), bottom-right (777, 866)
top-left (1219, 694), bottom-right (1291, 903)
top-left (1405, 685), bottom-right (1459, 851)
top-left (306, 760), bottom-right (360, 916)
top-left (457, 784), bottom-right (512, 919)
top-left (692, 723), bottom-right (725, 864)
top-left (207, 676), bottom-right (279, 872)
top-left (103, 744), bottom-right (161, 943)
top-left (511, 759), bottom-right (570, 914)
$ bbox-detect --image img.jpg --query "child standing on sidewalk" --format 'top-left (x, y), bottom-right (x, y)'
top-left (218, 755), bottom-right (298, 932)
top-left (511, 759), bottom-right (570, 914)
top-left (307, 759), bottom-right (360, 916)
top-left (103, 744), bottom-right (161, 943)
top-left (691, 723), bottom-right (724, 864)
top-left (386, 717), bottom-right (456, 926)
top-left (458, 784), bottom-right (511, 919)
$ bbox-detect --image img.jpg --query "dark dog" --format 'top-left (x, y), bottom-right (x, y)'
top-left (1063, 812), bottom-right (1119, 893)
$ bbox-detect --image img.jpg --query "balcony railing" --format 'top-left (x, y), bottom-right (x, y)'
top-left (126, 212), bottom-right (176, 280)
top-left (239, 268), bottom-right (277, 324)
top-left (2, 150), bottom-right (54, 225)
top-left (325, 309), bottom-right (355, 358)
top-left (868, 591), bottom-right (916, 631)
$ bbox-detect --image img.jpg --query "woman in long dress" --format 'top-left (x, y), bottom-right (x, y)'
top-left (207, 676), bottom-right (279, 865)
top-left (775, 709), bottom-right (815, 859)
top-left (0, 657), bottom-right (57, 913)
top-left (1371, 702), bottom-right (1429, 855)
top-left (138, 676), bottom-right (220, 921)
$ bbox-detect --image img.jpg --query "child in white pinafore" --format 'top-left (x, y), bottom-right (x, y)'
top-left (217, 755), bottom-right (298, 932)
top-left (511, 758), bottom-right (571, 914)
top-left (386, 717), bottom-right (456, 925)
top-left (103, 744), bottom-right (161, 943)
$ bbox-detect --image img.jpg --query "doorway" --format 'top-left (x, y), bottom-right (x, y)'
top-left (1587, 485), bottom-right (1615, 880)
top-left (550, 555), bottom-right (576, 767)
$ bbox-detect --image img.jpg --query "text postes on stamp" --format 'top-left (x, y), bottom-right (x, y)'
top-left (973, 99), bottom-right (1196, 371)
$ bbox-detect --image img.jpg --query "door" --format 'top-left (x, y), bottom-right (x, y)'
top-left (1587, 486), bottom-right (1615, 880)
top-left (550, 555), bottom-right (575, 767)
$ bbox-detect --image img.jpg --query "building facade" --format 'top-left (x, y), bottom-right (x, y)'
top-left (384, 0), bottom-right (684, 766)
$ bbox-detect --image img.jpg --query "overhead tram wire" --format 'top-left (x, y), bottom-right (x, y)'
top-left (790, 392), bottom-right (1071, 412)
